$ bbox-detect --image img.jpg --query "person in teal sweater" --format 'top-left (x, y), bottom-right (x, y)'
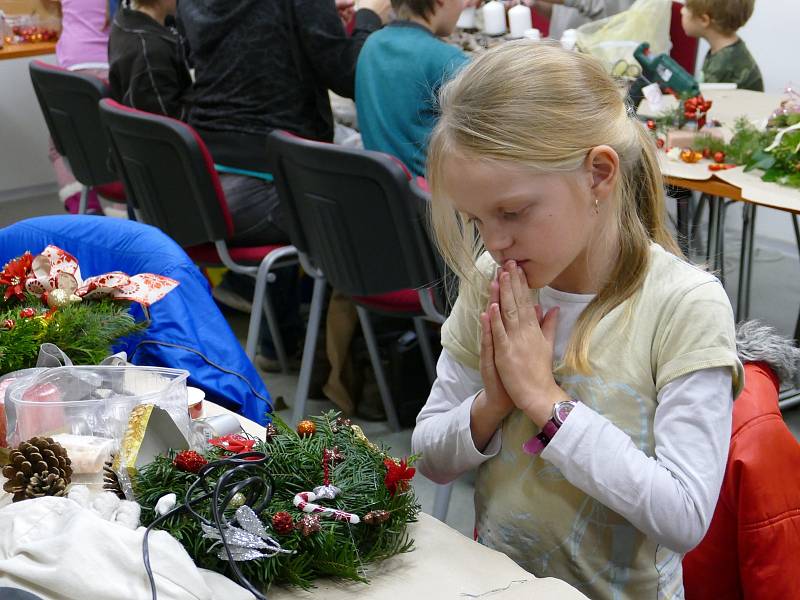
top-left (356, 0), bottom-right (469, 177)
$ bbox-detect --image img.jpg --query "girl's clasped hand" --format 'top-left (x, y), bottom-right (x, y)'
top-left (480, 260), bottom-right (569, 428)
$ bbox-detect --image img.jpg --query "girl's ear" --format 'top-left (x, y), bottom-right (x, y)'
top-left (585, 145), bottom-right (619, 203)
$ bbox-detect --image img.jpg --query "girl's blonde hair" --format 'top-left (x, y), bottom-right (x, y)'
top-left (427, 41), bottom-right (682, 374)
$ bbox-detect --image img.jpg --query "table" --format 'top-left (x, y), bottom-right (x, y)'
top-left (202, 402), bottom-right (590, 600)
top-left (662, 173), bottom-right (800, 411)
top-left (0, 41), bottom-right (57, 60)
top-left (0, 399), bottom-right (588, 599)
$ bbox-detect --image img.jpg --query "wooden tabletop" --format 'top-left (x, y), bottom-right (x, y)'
top-left (664, 175), bottom-right (744, 201)
top-left (0, 41), bottom-right (56, 60)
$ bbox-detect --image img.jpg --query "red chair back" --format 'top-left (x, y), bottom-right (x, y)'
top-left (669, 1), bottom-right (699, 74)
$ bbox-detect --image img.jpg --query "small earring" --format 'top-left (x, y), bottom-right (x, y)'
top-left (594, 197), bottom-right (599, 214)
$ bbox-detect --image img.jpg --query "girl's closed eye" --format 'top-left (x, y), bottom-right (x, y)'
top-left (501, 205), bottom-right (530, 220)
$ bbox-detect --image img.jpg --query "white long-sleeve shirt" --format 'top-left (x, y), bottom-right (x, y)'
top-left (412, 285), bottom-right (733, 554)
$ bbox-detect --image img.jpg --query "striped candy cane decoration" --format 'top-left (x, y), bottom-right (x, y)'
top-left (292, 491), bottom-right (361, 524)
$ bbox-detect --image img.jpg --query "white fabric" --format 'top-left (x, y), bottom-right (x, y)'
top-left (413, 282), bottom-right (732, 553)
top-left (0, 496), bottom-right (255, 600)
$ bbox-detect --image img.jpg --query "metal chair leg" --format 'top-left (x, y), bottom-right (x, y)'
top-left (736, 203), bottom-right (757, 322)
top-left (706, 196), bottom-right (721, 269)
top-left (692, 193), bottom-right (708, 257)
top-left (355, 305), bottom-right (401, 431)
top-left (432, 481), bottom-right (454, 522)
top-left (261, 288), bottom-right (289, 374)
top-left (792, 214), bottom-right (800, 345)
top-left (78, 186), bottom-right (89, 214)
top-left (239, 245), bottom-right (298, 373)
top-left (291, 275), bottom-right (327, 425)
top-left (245, 264), bottom-right (268, 361)
top-left (413, 318), bottom-right (436, 384)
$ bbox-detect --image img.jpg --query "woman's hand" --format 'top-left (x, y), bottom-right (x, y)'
top-left (489, 261), bottom-right (569, 427)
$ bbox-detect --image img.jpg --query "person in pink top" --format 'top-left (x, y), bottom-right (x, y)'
top-left (42, 0), bottom-right (115, 213)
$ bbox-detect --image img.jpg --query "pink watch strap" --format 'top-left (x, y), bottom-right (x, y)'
top-left (522, 420), bottom-right (559, 455)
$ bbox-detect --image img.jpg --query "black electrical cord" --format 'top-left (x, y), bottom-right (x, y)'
top-left (142, 451), bottom-right (274, 600)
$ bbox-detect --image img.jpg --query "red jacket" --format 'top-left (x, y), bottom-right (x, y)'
top-left (683, 362), bottom-right (800, 599)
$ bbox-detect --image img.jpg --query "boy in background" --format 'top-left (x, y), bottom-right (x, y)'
top-left (109, 0), bottom-right (192, 120)
top-left (681, 0), bottom-right (763, 91)
top-left (355, 0), bottom-right (468, 177)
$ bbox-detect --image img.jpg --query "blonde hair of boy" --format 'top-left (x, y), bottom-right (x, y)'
top-left (684, 0), bottom-right (755, 35)
top-left (427, 41), bottom-right (682, 374)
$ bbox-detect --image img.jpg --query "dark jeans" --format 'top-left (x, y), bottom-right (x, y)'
top-left (220, 173), bottom-right (301, 358)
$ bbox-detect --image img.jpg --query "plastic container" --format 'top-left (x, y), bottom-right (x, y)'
top-left (187, 386), bottom-right (205, 419)
top-left (4, 366), bottom-right (191, 453)
top-left (2, 13), bottom-right (60, 45)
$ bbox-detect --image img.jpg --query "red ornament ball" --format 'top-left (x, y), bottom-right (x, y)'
top-left (713, 151), bottom-right (726, 164)
top-left (2, 319), bottom-right (14, 330)
top-left (173, 450), bottom-right (208, 473)
top-left (296, 513), bottom-right (321, 537)
top-left (19, 308), bottom-right (36, 319)
top-left (646, 119), bottom-right (656, 131)
top-left (296, 420), bottom-right (316, 437)
top-left (271, 511), bottom-right (294, 535)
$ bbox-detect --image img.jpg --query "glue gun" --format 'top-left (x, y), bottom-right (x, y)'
top-left (634, 42), bottom-right (700, 97)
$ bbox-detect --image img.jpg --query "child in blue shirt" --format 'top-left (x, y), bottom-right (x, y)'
top-left (356, 0), bottom-right (468, 177)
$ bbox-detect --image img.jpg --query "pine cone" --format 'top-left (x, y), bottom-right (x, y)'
top-left (2, 436), bottom-right (73, 503)
top-left (103, 457), bottom-right (125, 500)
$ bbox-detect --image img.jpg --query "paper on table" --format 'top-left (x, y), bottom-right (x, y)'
top-left (715, 168), bottom-right (800, 214)
top-left (268, 513), bottom-right (589, 600)
top-left (658, 153), bottom-right (713, 180)
top-left (639, 89), bottom-right (783, 125)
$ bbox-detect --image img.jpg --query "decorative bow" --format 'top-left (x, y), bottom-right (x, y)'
top-left (683, 95), bottom-right (713, 130)
top-left (23, 245), bottom-right (178, 307)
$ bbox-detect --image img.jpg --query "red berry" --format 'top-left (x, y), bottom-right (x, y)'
top-left (713, 151), bottom-right (725, 163)
top-left (701, 148), bottom-right (711, 158)
top-left (271, 511), bottom-right (295, 535)
top-left (173, 450), bottom-right (208, 473)
top-left (656, 138), bottom-right (665, 149)
top-left (646, 119), bottom-right (656, 131)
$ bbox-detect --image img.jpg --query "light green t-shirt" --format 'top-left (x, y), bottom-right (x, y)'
top-left (442, 244), bottom-right (743, 600)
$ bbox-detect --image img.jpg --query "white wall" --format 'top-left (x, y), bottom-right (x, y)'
top-left (0, 52), bottom-right (58, 201)
top-left (693, 1), bottom-right (800, 253)
top-left (694, 0), bottom-right (798, 94)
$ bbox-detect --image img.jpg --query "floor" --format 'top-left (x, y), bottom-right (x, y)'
top-left (3, 192), bottom-right (800, 538)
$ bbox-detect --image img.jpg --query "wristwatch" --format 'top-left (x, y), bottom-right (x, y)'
top-left (522, 399), bottom-right (577, 455)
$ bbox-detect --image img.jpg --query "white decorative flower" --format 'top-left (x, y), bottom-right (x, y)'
top-left (155, 493), bottom-right (177, 516)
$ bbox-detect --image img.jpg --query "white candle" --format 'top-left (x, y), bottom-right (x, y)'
top-left (482, 1), bottom-right (507, 36)
top-left (456, 7), bottom-right (476, 29)
top-left (508, 4), bottom-right (532, 39)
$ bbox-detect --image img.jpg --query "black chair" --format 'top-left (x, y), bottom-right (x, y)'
top-left (267, 130), bottom-right (455, 520)
top-left (29, 60), bottom-right (126, 213)
top-left (98, 99), bottom-right (298, 372)
top-left (267, 130), bottom-right (446, 427)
